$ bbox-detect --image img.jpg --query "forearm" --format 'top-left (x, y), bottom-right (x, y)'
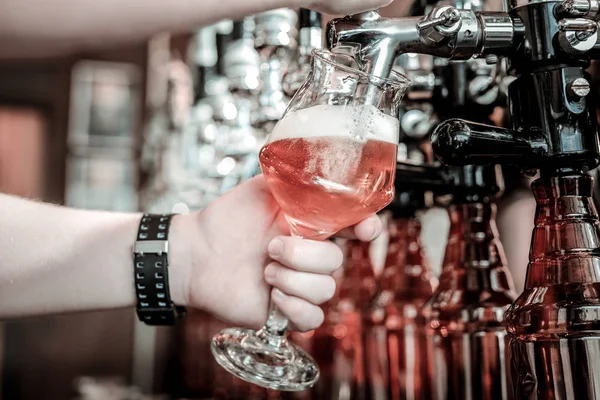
top-left (0, 0), bottom-right (302, 59)
top-left (0, 194), bottom-right (192, 318)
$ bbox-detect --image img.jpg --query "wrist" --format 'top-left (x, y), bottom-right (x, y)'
top-left (170, 210), bottom-right (221, 315)
top-left (167, 214), bottom-right (195, 308)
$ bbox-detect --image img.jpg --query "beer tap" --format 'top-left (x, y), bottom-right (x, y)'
top-left (431, 89), bottom-right (600, 399)
top-left (327, 3), bottom-right (523, 399)
top-left (425, 1), bottom-right (600, 399)
top-left (328, 1), bottom-right (600, 396)
top-left (327, 6), bottom-right (516, 80)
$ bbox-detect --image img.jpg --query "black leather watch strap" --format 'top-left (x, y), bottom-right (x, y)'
top-left (133, 214), bottom-right (185, 326)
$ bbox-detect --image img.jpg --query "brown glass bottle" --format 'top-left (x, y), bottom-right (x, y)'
top-left (291, 263), bottom-right (344, 400)
top-left (506, 172), bottom-right (600, 400)
top-left (294, 240), bottom-right (374, 400)
top-left (421, 199), bottom-right (516, 400)
top-left (382, 216), bottom-right (438, 400)
top-left (345, 240), bottom-right (378, 400)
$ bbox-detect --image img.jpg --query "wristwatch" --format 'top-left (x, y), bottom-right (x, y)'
top-left (133, 214), bottom-right (185, 325)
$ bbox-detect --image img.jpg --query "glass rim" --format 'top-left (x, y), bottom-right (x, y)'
top-left (311, 48), bottom-right (412, 90)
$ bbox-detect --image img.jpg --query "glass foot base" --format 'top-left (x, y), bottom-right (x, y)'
top-left (211, 327), bottom-right (319, 391)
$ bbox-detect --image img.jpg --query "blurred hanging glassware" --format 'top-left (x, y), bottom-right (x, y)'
top-left (141, 57), bottom-right (196, 213)
top-left (254, 9), bottom-right (298, 127)
top-left (282, 9), bottom-right (323, 97)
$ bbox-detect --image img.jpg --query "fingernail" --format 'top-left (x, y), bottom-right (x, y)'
top-left (264, 265), bottom-right (277, 283)
top-left (268, 238), bottom-right (284, 257)
top-left (273, 288), bottom-right (287, 299)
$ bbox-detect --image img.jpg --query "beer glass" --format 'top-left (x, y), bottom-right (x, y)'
top-left (211, 49), bottom-right (410, 391)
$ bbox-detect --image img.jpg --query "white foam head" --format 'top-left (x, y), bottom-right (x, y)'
top-left (270, 104), bottom-right (399, 144)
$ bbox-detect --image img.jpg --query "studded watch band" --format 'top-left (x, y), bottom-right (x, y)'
top-left (133, 214), bottom-right (185, 325)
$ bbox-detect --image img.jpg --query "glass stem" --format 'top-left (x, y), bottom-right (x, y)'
top-left (257, 288), bottom-right (290, 350)
top-left (264, 302), bottom-right (289, 336)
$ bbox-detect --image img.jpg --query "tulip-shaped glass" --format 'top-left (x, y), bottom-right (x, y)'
top-left (211, 49), bottom-right (410, 391)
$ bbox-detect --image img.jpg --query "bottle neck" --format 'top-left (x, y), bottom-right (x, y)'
top-left (381, 217), bottom-right (437, 302)
top-left (440, 201), bottom-right (515, 294)
top-left (526, 172), bottom-right (600, 288)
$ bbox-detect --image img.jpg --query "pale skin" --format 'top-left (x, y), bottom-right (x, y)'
top-left (0, 175), bottom-right (382, 331)
top-left (0, 0), bottom-right (536, 331)
top-left (0, 0), bottom-right (393, 59)
top-left (0, 0), bottom-right (397, 331)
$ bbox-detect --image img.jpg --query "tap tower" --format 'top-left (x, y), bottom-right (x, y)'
top-left (328, 0), bottom-right (600, 398)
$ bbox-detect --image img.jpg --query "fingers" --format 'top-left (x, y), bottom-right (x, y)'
top-left (271, 288), bottom-right (325, 332)
top-left (265, 236), bottom-right (342, 332)
top-left (268, 236), bottom-right (343, 274)
top-left (264, 262), bottom-right (336, 305)
top-left (335, 214), bottom-right (382, 241)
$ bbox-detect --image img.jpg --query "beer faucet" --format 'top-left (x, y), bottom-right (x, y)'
top-left (327, 0), bottom-right (600, 397)
top-left (430, 70), bottom-right (600, 400)
top-left (322, 0), bottom-right (600, 398)
top-left (326, 4), bottom-right (518, 110)
top-left (326, 6), bottom-right (516, 79)
top-left (417, 12), bottom-right (518, 400)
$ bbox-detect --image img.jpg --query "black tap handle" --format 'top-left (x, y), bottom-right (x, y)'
top-left (431, 119), bottom-right (548, 168)
top-left (393, 160), bottom-right (503, 208)
top-left (299, 9), bottom-right (322, 28)
top-left (395, 162), bottom-right (447, 191)
top-left (390, 162), bottom-right (446, 215)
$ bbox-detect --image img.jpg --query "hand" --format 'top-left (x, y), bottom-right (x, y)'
top-left (172, 175), bottom-right (382, 332)
top-left (304, 0), bottom-right (394, 15)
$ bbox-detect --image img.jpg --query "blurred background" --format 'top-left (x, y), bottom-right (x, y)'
top-left (0, 2), bottom-right (535, 399)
